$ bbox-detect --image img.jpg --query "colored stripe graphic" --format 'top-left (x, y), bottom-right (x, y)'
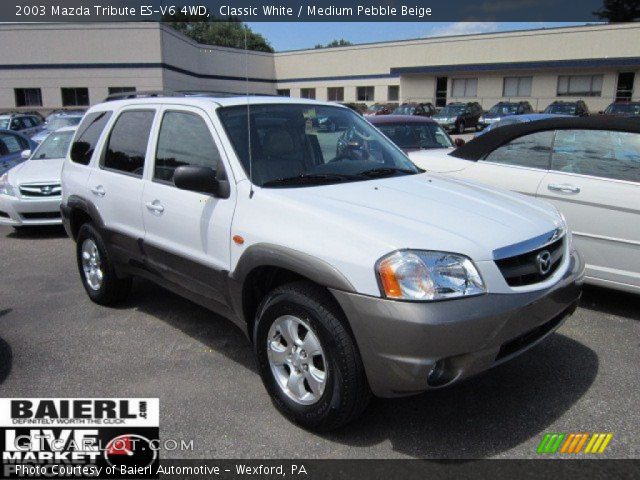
top-left (537, 433), bottom-right (566, 453)
top-left (538, 432), bottom-right (613, 454)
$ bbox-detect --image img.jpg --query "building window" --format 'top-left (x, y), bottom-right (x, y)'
top-left (503, 77), bottom-right (532, 97)
top-left (451, 78), bottom-right (478, 98)
top-left (61, 88), bottom-right (89, 106)
top-left (300, 88), bottom-right (316, 99)
top-left (108, 87), bottom-right (136, 95)
top-left (357, 86), bottom-right (375, 102)
top-left (387, 86), bottom-right (399, 102)
top-left (277, 89), bottom-right (290, 97)
top-left (327, 87), bottom-right (344, 102)
top-left (15, 88), bottom-right (42, 107)
top-left (557, 75), bottom-right (603, 97)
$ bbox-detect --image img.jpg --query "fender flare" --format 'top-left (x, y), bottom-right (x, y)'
top-left (230, 243), bottom-right (356, 293)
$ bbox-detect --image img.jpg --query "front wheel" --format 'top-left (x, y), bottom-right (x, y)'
top-left (254, 281), bottom-right (370, 431)
top-left (76, 223), bottom-right (131, 305)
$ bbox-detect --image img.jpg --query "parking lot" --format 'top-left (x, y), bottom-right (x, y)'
top-left (0, 224), bottom-right (639, 459)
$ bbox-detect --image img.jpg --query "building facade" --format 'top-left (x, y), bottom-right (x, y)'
top-left (0, 22), bottom-right (638, 113)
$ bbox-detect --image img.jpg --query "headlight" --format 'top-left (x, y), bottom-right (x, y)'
top-left (0, 173), bottom-right (16, 197)
top-left (376, 250), bottom-right (485, 301)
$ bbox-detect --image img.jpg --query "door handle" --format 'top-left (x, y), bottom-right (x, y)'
top-left (90, 185), bottom-right (106, 197)
top-left (548, 183), bottom-right (580, 194)
top-left (145, 201), bottom-right (165, 214)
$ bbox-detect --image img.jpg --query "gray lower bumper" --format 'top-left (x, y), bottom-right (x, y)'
top-left (331, 249), bottom-right (584, 397)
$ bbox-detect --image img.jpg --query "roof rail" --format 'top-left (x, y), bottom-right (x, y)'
top-left (104, 90), bottom-right (184, 102)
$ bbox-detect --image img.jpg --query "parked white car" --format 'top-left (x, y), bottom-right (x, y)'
top-left (0, 126), bottom-right (76, 229)
top-left (60, 96), bottom-right (583, 430)
top-left (409, 117), bottom-right (640, 294)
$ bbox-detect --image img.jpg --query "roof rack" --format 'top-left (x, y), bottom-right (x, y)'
top-left (104, 90), bottom-right (184, 102)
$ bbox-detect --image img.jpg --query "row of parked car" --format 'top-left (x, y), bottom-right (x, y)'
top-left (0, 93), bottom-right (636, 431)
top-left (360, 100), bottom-right (640, 134)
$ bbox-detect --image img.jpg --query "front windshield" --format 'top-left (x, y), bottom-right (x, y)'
top-left (545, 104), bottom-right (576, 115)
top-left (217, 104), bottom-right (421, 187)
top-left (377, 123), bottom-right (453, 149)
top-left (47, 116), bottom-right (82, 131)
top-left (31, 130), bottom-right (74, 160)
top-left (489, 104), bottom-right (518, 115)
top-left (437, 105), bottom-right (464, 117)
top-left (393, 105), bottom-right (415, 115)
top-left (605, 104), bottom-right (640, 115)
top-left (0, 119), bottom-right (9, 129)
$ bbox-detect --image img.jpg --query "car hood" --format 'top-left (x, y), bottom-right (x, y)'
top-left (260, 173), bottom-right (561, 262)
top-left (31, 130), bottom-right (51, 143)
top-left (8, 157), bottom-right (64, 185)
top-left (408, 149), bottom-right (474, 173)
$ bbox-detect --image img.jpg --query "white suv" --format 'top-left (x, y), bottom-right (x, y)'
top-left (61, 95), bottom-right (584, 430)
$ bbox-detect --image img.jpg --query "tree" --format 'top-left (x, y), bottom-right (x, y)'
top-left (594, 0), bottom-right (640, 21)
top-left (314, 39), bottom-right (353, 49)
top-left (163, 15), bottom-right (274, 52)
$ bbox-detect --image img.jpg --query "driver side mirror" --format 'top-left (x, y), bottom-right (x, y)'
top-left (20, 149), bottom-right (31, 159)
top-left (174, 165), bottom-right (229, 198)
top-left (454, 138), bottom-right (465, 147)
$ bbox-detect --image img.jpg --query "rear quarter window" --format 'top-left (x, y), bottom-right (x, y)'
top-left (70, 111), bottom-right (113, 165)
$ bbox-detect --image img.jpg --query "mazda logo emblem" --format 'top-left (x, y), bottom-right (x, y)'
top-left (40, 186), bottom-right (52, 195)
top-left (536, 250), bottom-right (552, 275)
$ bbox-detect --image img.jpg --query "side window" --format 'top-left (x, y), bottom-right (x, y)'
top-left (70, 111), bottom-right (113, 165)
top-left (103, 110), bottom-right (154, 176)
top-left (484, 131), bottom-right (554, 169)
top-left (551, 129), bottom-right (640, 183)
top-left (154, 111), bottom-right (221, 183)
top-left (0, 133), bottom-right (24, 154)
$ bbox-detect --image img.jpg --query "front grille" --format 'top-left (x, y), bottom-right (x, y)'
top-left (19, 183), bottom-right (61, 198)
top-left (21, 212), bottom-right (61, 220)
top-left (495, 237), bottom-right (564, 286)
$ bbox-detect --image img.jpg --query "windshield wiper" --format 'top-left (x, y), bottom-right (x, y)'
top-left (262, 173), bottom-right (359, 187)
top-left (357, 167), bottom-right (416, 178)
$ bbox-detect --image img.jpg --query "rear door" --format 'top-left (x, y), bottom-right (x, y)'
top-left (537, 129), bottom-right (640, 290)
top-left (87, 107), bottom-right (157, 266)
top-left (451, 130), bottom-right (554, 196)
top-left (141, 105), bottom-right (235, 304)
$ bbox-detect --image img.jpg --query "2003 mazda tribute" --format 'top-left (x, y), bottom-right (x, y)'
top-left (60, 95), bottom-right (584, 430)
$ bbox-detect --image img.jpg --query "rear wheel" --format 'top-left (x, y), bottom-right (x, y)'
top-left (254, 281), bottom-right (370, 431)
top-left (76, 223), bottom-right (131, 305)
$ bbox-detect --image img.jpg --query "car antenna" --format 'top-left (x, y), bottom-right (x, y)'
top-left (244, 25), bottom-right (254, 199)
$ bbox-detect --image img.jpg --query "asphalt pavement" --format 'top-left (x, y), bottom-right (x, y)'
top-left (0, 225), bottom-right (638, 459)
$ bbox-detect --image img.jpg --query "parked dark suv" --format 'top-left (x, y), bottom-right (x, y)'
top-left (602, 101), bottom-right (640, 118)
top-left (433, 102), bottom-right (484, 133)
top-left (544, 100), bottom-right (589, 116)
top-left (478, 101), bottom-right (533, 129)
top-left (392, 102), bottom-right (437, 117)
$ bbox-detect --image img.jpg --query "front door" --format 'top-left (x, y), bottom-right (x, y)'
top-left (455, 131), bottom-right (554, 196)
top-left (537, 128), bottom-right (640, 290)
top-left (435, 77), bottom-right (448, 108)
top-left (141, 106), bottom-right (235, 304)
top-left (615, 72), bottom-right (635, 102)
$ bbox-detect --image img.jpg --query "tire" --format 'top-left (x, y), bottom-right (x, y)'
top-left (254, 281), bottom-right (370, 431)
top-left (76, 223), bottom-right (131, 306)
top-left (457, 121), bottom-right (465, 134)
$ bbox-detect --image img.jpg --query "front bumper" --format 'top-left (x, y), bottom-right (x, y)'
top-left (331, 249), bottom-right (584, 397)
top-left (0, 193), bottom-right (62, 226)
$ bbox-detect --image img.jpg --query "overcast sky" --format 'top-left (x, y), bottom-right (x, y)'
top-left (247, 22), bottom-right (590, 51)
